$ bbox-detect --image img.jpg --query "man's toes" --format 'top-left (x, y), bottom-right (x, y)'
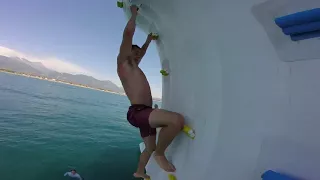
top-left (133, 172), bottom-right (150, 179)
top-left (169, 163), bottom-right (176, 171)
top-left (167, 167), bottom-right (175, 172)
top-left (144, 174), bottom-right (151, 179)
top-left (165, 163), bottom-right (176, 172)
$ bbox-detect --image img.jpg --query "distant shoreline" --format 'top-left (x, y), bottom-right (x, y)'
top-left (0, 69), bottom-right (162, 102)
top-left (0, 69), bottom-right (125, 96)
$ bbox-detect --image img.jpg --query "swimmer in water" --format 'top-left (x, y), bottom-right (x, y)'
top-left (154, 104), bottom-right (159, 109)
top-left (64, 169), bottom-right (83, 180)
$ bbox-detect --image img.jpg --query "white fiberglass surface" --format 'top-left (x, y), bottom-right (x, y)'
top-left (121, 0), bottom-right (320, 179)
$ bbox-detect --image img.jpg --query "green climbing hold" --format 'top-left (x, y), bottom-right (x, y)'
top-left (117, 1), bottom-right (124, 8)
top-left (160, 69), bottom-right (169, 76)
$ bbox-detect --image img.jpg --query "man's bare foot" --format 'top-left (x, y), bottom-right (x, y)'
top-left (153, 153), bottom-right (176, 172)
top-left (133, 172), bottom-right (150, 179)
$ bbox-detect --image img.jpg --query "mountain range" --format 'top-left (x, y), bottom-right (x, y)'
top-left (0, 55), bottom-right (124, 93)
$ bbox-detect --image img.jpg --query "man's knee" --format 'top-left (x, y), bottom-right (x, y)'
top-left (171, 113), bottom-right (184, 130)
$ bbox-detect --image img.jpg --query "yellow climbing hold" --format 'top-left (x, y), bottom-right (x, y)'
top-left (151, 33), bottom-right (159, 40)
top-left (117, 1), bottom-right (124, 8)
top-left (168, 174), bottom-right (177, 180)
top-left (160, 69), bottom-right (169, 76)
top-left (182, 125), bottom-right (195, 139)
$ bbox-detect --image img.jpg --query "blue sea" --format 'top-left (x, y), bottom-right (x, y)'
top-left (0, 72), bottom-right (160, 180)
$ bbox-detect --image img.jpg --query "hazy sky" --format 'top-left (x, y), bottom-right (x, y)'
top-left (0, 0), bottom-right (162, 97)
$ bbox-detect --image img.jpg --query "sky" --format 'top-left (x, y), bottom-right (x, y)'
top-left (0, 0), bottom-right (162, 97)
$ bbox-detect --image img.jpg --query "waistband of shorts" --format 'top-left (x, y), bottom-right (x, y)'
top-left (129, 104), bottom-right (152, 109)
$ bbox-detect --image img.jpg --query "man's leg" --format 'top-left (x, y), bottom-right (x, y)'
top-left (134, 135), bottom-right (156, 179)
top-left (148, 109), bottom-right (184, 172)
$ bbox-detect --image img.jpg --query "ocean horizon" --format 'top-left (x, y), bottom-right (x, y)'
top-left (0, 72), bottom-right (160, 180)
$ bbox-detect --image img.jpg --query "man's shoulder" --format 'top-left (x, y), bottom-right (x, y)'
top-left (117, 53), bottom-right (131, 63)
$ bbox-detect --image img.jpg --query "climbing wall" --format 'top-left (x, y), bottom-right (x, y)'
top-left (118, 0), bottom-right (320, 179)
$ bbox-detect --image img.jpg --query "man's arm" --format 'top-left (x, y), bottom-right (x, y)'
top-left (141, 33), bottom-right (153, 55)
top-left (136, 33), bottom-right (153, 64)
top-left (117, 5), bottom-right (138, 64)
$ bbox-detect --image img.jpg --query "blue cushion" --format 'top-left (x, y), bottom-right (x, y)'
top-left (290, 30), bottom-right (320, 41)
top-left (283, 21), bottom-right (320, 35)
top-left (275, 8), bottom-right (320, 28)
top-left (262, 170), bottom-right (298, 180)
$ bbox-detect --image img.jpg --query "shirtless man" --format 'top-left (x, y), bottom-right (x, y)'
top-left (117, 5), bottom-right (185, 179)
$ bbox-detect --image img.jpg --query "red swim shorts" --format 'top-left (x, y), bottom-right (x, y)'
top-left (127, 104), bottom-right (156, 138)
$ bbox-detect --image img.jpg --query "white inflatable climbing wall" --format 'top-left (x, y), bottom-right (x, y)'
top-left (119, 0), bottom-right (320, 179)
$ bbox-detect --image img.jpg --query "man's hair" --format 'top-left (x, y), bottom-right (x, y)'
top-left (71, 169), bottom-right (76, 172)
top-left (132, 44), bottom-right (140, 49)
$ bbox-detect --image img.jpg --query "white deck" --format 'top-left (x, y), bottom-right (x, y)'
top-left (122, 0), bottom-right (320, 179)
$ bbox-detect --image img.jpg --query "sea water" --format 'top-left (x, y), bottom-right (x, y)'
top-left (0, 73), bottom-right (160, 180)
